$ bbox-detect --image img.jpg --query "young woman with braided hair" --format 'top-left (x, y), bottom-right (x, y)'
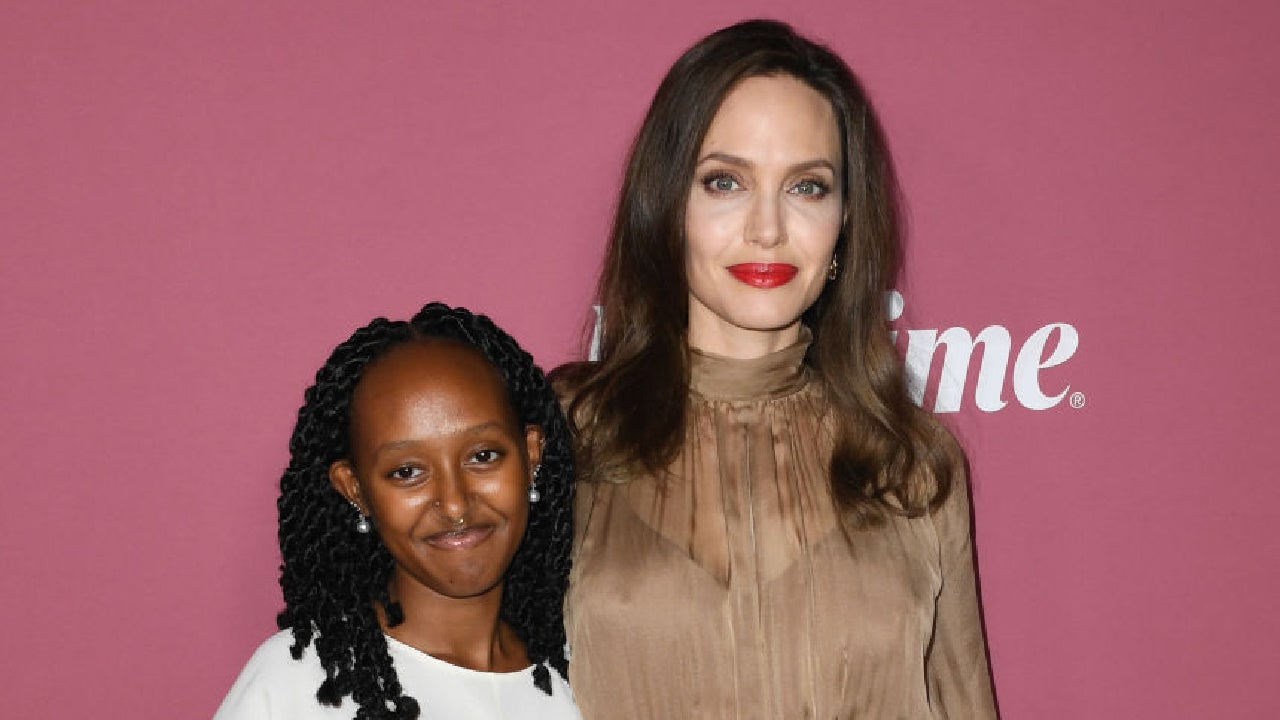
top-left (216, 302), bottom-right (580, 720)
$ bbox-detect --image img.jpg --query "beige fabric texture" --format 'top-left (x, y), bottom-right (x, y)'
top-left (566, 334), bottom-right (997, 719)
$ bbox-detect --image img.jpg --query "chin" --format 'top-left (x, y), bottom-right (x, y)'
top-left (431, 577), bottom-right (503, 600)
top-left (726, 305), bottom-right (808, 333)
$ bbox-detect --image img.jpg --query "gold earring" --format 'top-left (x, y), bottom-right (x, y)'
top-left (828, 257), bottom-right (839, 281)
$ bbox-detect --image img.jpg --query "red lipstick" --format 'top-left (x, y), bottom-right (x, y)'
top-left (727, 263), bottom-right (798, 289)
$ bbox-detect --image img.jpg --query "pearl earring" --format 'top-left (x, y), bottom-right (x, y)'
top-left (350, 502), bottom-right (371, 534)
top-left (528, 463), bottom-right (542, 503)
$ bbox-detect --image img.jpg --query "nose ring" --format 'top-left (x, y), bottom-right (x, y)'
top-left (434, 499), bottom-right (467, 526)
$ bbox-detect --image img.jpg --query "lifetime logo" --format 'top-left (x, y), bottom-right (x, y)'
top-left (888, 290), bottom-right (1080, 413)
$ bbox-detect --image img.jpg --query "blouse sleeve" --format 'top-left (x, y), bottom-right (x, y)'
top-left (926, 471), bottom-right (1000, 719)
top-left (212, 644), bottom-right (275, 720)
top-left (212, 632), bottom-right (309, 720)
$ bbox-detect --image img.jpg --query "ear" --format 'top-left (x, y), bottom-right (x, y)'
top-left (329, 459), bottom-right (364, 512)
top-left (524, 424), bottom-right (545, 470)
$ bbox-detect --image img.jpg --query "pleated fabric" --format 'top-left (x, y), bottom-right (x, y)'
top-left (565, 333), bottom-right (997, 719)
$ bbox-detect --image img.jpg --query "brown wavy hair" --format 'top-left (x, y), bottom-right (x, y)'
top-left (554, 18), bottom-right (957, 529)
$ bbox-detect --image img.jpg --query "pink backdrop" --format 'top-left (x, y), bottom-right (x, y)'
top-left (3, 1), bottom-right (1277, 717)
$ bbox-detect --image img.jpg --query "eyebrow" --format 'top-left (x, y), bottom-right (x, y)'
top-left (696, 152), bottom-right (837, 174)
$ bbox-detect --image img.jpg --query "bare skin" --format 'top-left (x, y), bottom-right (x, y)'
top-left (685, 74), bottom-right (844, 359)
top-left (330, 339), bottom-right (543, 672)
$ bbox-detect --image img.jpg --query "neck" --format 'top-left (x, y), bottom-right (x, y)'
top-left (686, 318), bottom-right (803, 359)
top-left (378, 569), bottom-right (528, 673)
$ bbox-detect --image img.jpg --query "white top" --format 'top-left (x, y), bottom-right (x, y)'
top-left (214, 630), bottom-right (581, 720)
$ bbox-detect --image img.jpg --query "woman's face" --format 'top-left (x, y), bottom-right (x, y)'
top-left (330, 339), bottom-right (542, 603)
top-left (684, 73), bottom-right (843, 358)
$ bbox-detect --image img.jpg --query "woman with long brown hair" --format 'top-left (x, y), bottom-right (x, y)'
top-left (555, 19), bottom-right (997, 719)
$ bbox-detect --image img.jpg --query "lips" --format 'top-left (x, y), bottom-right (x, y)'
top-left (727, 263), bottom-right (798, 289)
top-left (425, 525), bottom-right (494, 550)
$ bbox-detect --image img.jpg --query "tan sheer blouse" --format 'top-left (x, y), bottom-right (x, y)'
top-left (565, 335), bottom-right (997, 719)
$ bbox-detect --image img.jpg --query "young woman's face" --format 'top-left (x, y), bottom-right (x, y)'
top-left (331, 339), bottom-right (542, 603)
top-left (684, 73), bottom-right (843, 358)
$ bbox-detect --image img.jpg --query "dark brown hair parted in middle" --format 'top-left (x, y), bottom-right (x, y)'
top-left (555, 18), bottom-right (958, 529)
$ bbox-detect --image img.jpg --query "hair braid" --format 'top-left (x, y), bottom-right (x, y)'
top-left (275, 304), bottom-right (573, 718)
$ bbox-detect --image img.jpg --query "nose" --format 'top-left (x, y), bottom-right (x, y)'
top-left (745, 192), bottom-right (785, 248)
top-left (433, 465), bottom-right (471, 523)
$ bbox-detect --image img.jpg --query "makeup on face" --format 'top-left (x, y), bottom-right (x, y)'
top-left (726, 262), bottom-right (799, 289)
top-left (683, 74), bottom-right (844, 357)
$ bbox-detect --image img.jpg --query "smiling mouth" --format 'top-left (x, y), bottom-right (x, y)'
top-left (425, 525), bottom-right (494, 550)
top-left (727, 263), bottom-right (798, 288)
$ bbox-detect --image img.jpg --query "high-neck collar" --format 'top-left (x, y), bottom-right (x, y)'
top-left (689, 327), bottom-right (812, 402)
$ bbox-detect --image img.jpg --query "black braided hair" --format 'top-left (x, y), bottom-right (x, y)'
top-left (275, 302), bottom-right (573, 719)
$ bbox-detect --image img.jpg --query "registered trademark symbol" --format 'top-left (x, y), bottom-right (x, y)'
top-left (1069, 391), bottom-right (1086, 409)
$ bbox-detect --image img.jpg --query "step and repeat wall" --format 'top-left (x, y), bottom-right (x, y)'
top-left (3, 1), bottom-right (1276, 717)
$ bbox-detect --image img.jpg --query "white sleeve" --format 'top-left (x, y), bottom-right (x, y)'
top-left (212, 632), bottom-right (313, 720)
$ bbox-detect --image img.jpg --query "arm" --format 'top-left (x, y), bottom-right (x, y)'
top-left (926, 473), bottom-right (999, 719)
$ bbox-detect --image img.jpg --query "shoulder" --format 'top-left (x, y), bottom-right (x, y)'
top-left (911, 412), bottom-right (967, 506)
top-left (937, 422), bottom-right (969, 495)
top-left (241, 630), bottom-right (318, 676)
top-left (922, 423), bottom-right (977, 551)
top-left (213, 630), bottom-right (327, 719)
top-left (544, 669), bottom-right (585, 719)
top-left (506, 667), bottom-right (582, 719)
